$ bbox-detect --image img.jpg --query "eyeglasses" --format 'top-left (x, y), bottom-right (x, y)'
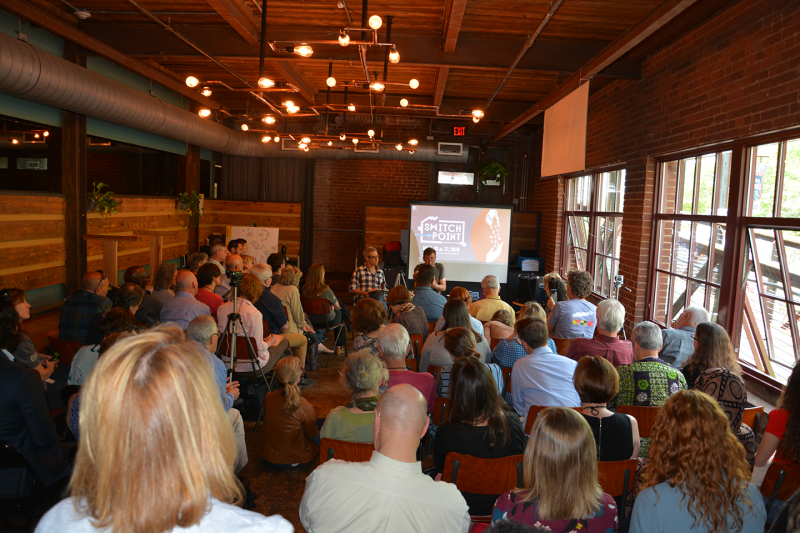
top-left (367, 254), bottom-right (379, 259)
top-left (691, 334), bottom-right (697, 340)
top-left (94, 272), bottom-right (108, 293)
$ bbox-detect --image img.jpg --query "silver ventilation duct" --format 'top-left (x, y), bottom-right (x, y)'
top-left (0, 33), bottom-right (466, 163)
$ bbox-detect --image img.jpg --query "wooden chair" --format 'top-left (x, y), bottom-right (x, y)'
top-left (525, 405), bottom-right (583, 434)
top-left (319, 438), bottom-right (373, 465)
top-left (490, 338), bottom-right (501, 351)
top-left (428, 321), bottom-right (437, 335)
top-left (405, 358), bottom-right (418, 372)
top-left (217, 335), bottom-right (272, 430)
top-left (552, 337), bottom-right (574, 355)
top-left (597, 459), bottom-right (637, 521)
top-left (442, 452), bottom-right (524, 522)
top-left (501, 367), bottom-right (512, 398)
top-left (47, 337), bottom-right (84, 366)
top-left (433, 396), bottom-right (450, 427)
top-left (408, 334), bottom-right (423, 366)
top-left (428, 364), bottom-right (444, 388)
top-left (742, 406), bottom-right (764, 434)
top-left (760, 462), bottom-right (800, 514)
top-left (301, 295), bottom-right (347, 367)
top-left (616, 405), bottom-right (662, 439)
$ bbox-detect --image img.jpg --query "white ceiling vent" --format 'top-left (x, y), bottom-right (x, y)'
top-left (437, 142), bottom-right (463, 156)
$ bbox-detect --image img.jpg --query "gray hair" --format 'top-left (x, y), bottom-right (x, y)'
top-left (683, 306), bottom-right (710, 327)
top-left (341, 349), bottom-right (388, 393)
top-left (378, 324), bottom-right (410, 361)
top-left (249, 263), bottom-right (272, 284)
top-left (363, 246), bottom-right (377, 257)
top-left (597, 299), bottom-right (625, 333)
top-left (209, 242), bottom-right (226, 256)
top-left (482, 275), bottom-right (499, 290)
top-left (632, 321), bottom-right (663, 351)
top-left (187, 315), bottom-right (218, 345)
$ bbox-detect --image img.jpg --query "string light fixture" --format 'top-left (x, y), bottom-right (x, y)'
top-left (408, 138), bottom-right (418, 146)
top-left (389, 46), bottom-right (400, 64)
top-left (198, 109), bottom-right (211, 118)
top-left (400, 99), bottom-right (408, 107)
top-left (262, 116), bottom-right (276, 124)
top-left (338, 30), bottom-right (350, 46)
top-left (340, 133), bottom-right (346, 140)
top-left (241, 124), bottom-right (249, 131)
top-left (258, 77), bottom-right (276, 88)
top-left (262, 136), bottom-right (271, 143)
top-left (201, 88), bottom-right (212, 97)
top-left (348, 104), bottom-right (356, 112)
top-left (327, 77), bottom-right (337, 87)
top-left (185, 76), bottom-right (199, 88)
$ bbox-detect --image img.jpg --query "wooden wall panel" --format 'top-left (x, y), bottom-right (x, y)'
top-left (0, 194), bottom-right (68, 291)
top-left (364, 206), bottom-right (409, 254)
top-left (510, 212), bottom-right (541, 264)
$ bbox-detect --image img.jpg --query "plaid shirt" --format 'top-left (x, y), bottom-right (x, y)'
top-left (58, 290), bottom-right (112, 343)
top-left (565, 334), bottom-right (634, 367)
top-left (349, 263), bottom-right (385, 301)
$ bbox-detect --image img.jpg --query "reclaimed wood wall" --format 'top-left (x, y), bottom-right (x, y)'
top-left (364, 206), bottom-right (409, 256)
top-left (509, 212), bottom-right (541, 265)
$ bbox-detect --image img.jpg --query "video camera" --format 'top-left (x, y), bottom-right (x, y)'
top-left (226, 270), bottom-right (244, 287)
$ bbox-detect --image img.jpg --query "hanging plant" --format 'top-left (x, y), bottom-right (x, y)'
top-left (177, 191), bottom-right (203, 227)
top-left (477, 161), bottom-right (510, 189)
top-left (87, 182), bottom-right (122, 218)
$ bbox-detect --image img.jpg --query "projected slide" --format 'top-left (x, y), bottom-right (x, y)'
top-left (408, 203), bottom-right (512, 283)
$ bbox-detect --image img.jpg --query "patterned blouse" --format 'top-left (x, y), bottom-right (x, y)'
top-left (613, 357), bottom-right (687, 457)
top-left (493, 489), bottom-right (618, 532)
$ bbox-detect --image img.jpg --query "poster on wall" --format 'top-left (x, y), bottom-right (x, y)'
top-left (226, 226), bottom-right (280, 264)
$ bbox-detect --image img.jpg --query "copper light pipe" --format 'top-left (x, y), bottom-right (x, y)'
top-left (317, 103), bottom-right (475, 120)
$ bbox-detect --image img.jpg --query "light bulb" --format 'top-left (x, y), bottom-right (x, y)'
top-left (348, 104), bottom-right (356, 112)
top-left (198, 109), bottom-right (211, 117)
top-left (352, 138), bottom-right (359, 144)
top-left (389, 47), bottom-right (400, 64)
top-left (370, 82), bottom-right (385, 92)
top-left (43, 131), bottom-right (49, 137)
top-left (274, 135), bottom-right (280, 142)
top-left (473, 116), bottom-right (480, 123)
top-left (293, 45), bottom-right (313, 57)
top-left (326, 77), bottom-right (336, 87)
top-left (338, 31), bottom-right (350, 47)
top-left (298, 142), bottom-right (307, 149)
top-left (303, 146), bottom-right (310, 152)
top-left (400, 99), bottom-right (408, 107)
top-left (339, 133), bottom-right (346, 140)
top-left (284, 100), bottom-right (294, 108)
top-left (12, 139), bottom-right (19, 144)
top-left (258, 77), bottom-right (275, 88)
top-left (472, 109), bottom-right (485, 118)
top-left (201, 88), bottom-right (212, 97)
top-left (395, 143), bottom-right (403, 151)
top-left (327, 140), bottom-right (333, 146)
top-left (262, 116), bottom-right (276, 124)
top-left (368, 129), bottom-right (375, 138)
top-left (301, 136), bottom-right (311, 144)
top-left (409, 150), bottom-right (415, 154)
top-left (262, 136), bottom-right (271, 143)
top-left (241, 124), bottom-right (249, 131)
top-left (287, 105), bottom-right (299, 114)
top-left (409, 79), bottom-right (419, 89)
top-left (185, 76), bottom-right (199, 88)
top-left (408, 138), bottom-right (418, 146)
top-left (34, 133), bottom-right (40, 138)
top-left (368, 15), bottom-right (382, 29)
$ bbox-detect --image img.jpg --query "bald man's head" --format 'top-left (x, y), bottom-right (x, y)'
top-left (225, 254), bottom-right (243, 272)
top-left (81, 271), bottom-right (109, 297)
top-left (176, 270), bottom-right (197, 292)
top-left (124, 266), bottom-right (148, 288)
top-left (377, 384), bottom-right (427, 434)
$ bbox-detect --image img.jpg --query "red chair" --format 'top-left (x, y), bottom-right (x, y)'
top-left (525, 405), bottom-right (583, 434)
top-left (428, 321), bottom-right (437, 335)
top-left (742, 406), bottom-right (764, 434)
top-left (597, 459), bottom-right (637, 521)
top-left (760, 462), bottom-right (800, 515)
top-left (552, 338), bottom-right (574, 355)
top-left (47, 337), bottom-right (84, 366)
top-left (409, 334), bottom-right (424, 366)
top-left (301, 295), bottom-right (347, 367)
top-left (319, 438), bottom-right (373, 465)
top-left (405, 358), bottom-right (418, 372)
top-left (490, 338), bottom-right (501, 351)
top-left (442, 452), bottom-right (524, 522)
top-left (616, 405), bottom-right (662, 439)
top-left (433, 396), bottom-right (450, 427)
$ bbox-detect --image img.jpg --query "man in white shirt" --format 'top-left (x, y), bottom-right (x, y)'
top-left (300, 384), bottom-right (470, 533)
top-left (207, 242), bottom-right (229, 276)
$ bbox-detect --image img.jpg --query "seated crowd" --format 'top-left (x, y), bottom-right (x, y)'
top-left (0, 246), bottom-right (794, 533)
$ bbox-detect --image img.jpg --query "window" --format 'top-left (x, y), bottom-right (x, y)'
top-left (563, 169), bottom-right (626, 298)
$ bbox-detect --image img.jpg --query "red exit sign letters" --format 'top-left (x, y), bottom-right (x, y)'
top-left (453, 126), bottom-right (466, 136)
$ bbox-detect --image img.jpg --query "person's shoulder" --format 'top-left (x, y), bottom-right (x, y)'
top-left (203, 499), bottom-right (293, 533)
top-left (35, 498), bottom-right (89, 533)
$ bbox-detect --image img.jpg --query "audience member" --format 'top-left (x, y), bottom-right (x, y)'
top-left (301, 384), bottom-right (470, 533)
top-left (487, 520), bottom-right (550, 533)
top-left (412, 264), bottom-right (447, 321)
top-left (216, 254), bottom-right (243, 297)
top-left (483, 309), bottom-right (514, 345)
top-left (37, 326), bottom-right (292, 533)
top-left (492, 407), bottom-right (617, 530)
top-left (613, 321), bottom-right (687, 457)
top-left (695, 367), bottom-right (756, 464)
top-left (630, 389), bottom-right (765, 533)
top-left (123, 265), bottom-right (162, 325)
top-left (302, 263), bottom-right (350, 354)
top-left (86, 282), bottom-right (144, 344)
top-left (186, 251), bottom-right (208, 273)
top-left (271, 266), bottom-right (316, 342)
top-left (159, 270), bottom-right (211, 329)
top-left (352, 298), bottom-right (387, 353)
top-left (251, 263), bottom-right (309, 371)
top-left (681, 321), bottom-right (741, 387)
top-left (261, 357), bottom-right (319, 467)
top-left (573, 356), bottom-right (639, 460)
top-left (195, 262), bottom-right (225, 315)
top-left (241, 254), bottom-right (255, 272)
top-left (58, 271), bottom-right (112, 343)
top-left (320, 349), bottom-right (387, 443)
top-left (0, 303), bottom-right (73, 499)
top-left (152, 263), bottom-right (177, 304)
top-left (659, 305), bottom-right (710, 367)
top-left (387, 285), bottom-right (428, 341)
top-left (228, 238), bottom-right (243, 255)
top-left (208, 242), bottom-right (229, 276)
top-left (378, 323), bottom-right (435, 414)
top-left (435, 287), bottom-right (483, 332)
top-left (756, 362), bottom-right (800, 473)
top-left (434, 357), bottom-right (525, 516)
top-left (511, 318), bottom-right (581, 423)
top-left (547, 269), bottom-right (596, 339)
top-left (2, 288), bottom-right (54, 381)
top-left (69, 308), bottom-right (138, 386)
top-left (566, 299), bottom-right (633, 366)
top-left (421, 299), bottom-right (491, 372)
top-left (542, 272), bottom-right (568, 308)
top-left (349, 246), bottom-right (386, 305)
top-left (413, 247), bottom-right (447, 293)
top-left (267, 253), bottom-right (286, 287)
top-left (469, 275), bottom-right (515, 325)
top-left (437, 327), bottom-right (478, 397)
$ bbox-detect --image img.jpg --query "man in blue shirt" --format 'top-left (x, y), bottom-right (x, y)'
top-left (659, 306), bottom-right (709, 368)
top-left (411, 264), bottom-right (447, 321)
top-left (159, 271), bottom-right (211, 329)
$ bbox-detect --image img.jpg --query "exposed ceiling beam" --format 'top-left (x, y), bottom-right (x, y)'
top-left (0, 0), bottom-right (221, 110)
top-left (270, 62), bottom-right (318, 104)
top-left (442, 0), bottom-right (468, 53)
top-left (204, 0), bottom-right (260, 45)
top-left (433, 67), bottom-right (449, 107)
top-left (492, 0), bottom-right (703, 142)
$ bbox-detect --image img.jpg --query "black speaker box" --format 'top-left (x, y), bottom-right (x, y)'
top-left (517, 275), bottom-right (548, 305)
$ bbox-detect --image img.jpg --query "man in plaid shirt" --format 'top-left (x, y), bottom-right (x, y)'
top-left (349, 247), bottom-right (386, 304)
top-left (59, 271), bottom-right (113, 343)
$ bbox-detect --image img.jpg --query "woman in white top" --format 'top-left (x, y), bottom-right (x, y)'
top-left (422, 299), bottom-right (491, 372)
top-left (35, 325), bottom-right (292, 533)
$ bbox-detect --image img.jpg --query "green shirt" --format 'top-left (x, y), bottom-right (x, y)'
top-left (320, 407), bottom-right (375, 443)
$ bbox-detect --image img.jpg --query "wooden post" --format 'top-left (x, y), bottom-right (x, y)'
top-left (133, 230), bottom-right (182, 272)
top-left (178, 145), bottom-right (201, 252)
top-left (83, 234), bottom-right (140, 285)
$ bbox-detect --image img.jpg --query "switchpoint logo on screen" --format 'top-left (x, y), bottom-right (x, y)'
top-left (417, 216), bottom-right (467, 248)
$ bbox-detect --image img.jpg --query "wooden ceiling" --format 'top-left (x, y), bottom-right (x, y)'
top-left (18, 0), bottom-right (737, 136)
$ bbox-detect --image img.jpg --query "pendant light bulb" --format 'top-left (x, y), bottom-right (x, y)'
top-left (352, 138), bottom-right (359, 144)
top-left (339, 133), bottom-right (346, 141)
top-left (368, 129), bottom-right (375, 138)
top-left (389, 46), bottom-right (400, 64)
top-left (473, 116), bottom-right (480, 123)
top-left (347, 104), bottom-right (356, 112)
top-left (400, 99), bottom-right (408, 107)
top-left (198, 109), bottom-right (211, 118)
top-left (368, 15), bottom-right (382, 30)
top-left (258, 77), bottom-right (275, 88)
top-left (262, 116), bottom-right (276, 125)
top-left (43, 131), bottom-right (49, 137)
top-left (287, 105), bottom-right (300, 114)
top-left (284, 101), bottom-right (294, 108)
top-left (304, 146), bottom-right (310, 152)
top-left (370, 82), bottom-right (385, 92)
top-left (12, 139), bottom-right (19, 144)
top-left (293, 45), bottom-right (313, 57)
top-left (298, 142), bottom-right (307, 149)
top-left (338, 30), bottom-right (350, 47)
top-left (185, 76), bottom-right (199, 88)
top-left (262, 136), bottom-right (271, 143)
top-left (395, 143), bottom-right (403, 151)
top-left (327, 140), bottom-right (333, 146)
top-left (408, 138), bottom-right (418, 146)
top-left (409, 79), bottom-right (419, 89)
top-left (472, 109), bottom-right (485, 118)
top-left (409, 150), bottom-right (415, 154)
top-left (326, 77), bottom-right (337, 87)
top-left (241, 123), bottom-right (249, 131)
top-left (301, 137), bottom-right (311, 144)
top-left (274, 135), bottom-right (280, 142)
top-left (201, 88), bottom-right (212, 97)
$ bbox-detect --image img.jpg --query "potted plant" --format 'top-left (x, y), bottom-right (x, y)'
top-left (177, 191), bottom-right (203, 227)
top-left (477, 161), bottom-right (510, 189)
top-left (87, 182), bottom-right (122, 217)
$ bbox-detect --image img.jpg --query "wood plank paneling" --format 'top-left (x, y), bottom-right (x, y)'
top-left (364, 205), bottom-right (409, 253)
top-left (510, 212), bottom-right (541, 264)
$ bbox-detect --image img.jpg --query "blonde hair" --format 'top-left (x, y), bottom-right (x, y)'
top-left (518, 407), bottom-right (602, 520)
top-left (240, 255), bottom-right (255, 267)
top-left (70, 325), bottom-right (242, 533)
top-left (518, 301), bottom-right (546, 321)
top-left (279, 265), bottom-right (303, 286)
top-left (275, 357), bottom-right (303, 412)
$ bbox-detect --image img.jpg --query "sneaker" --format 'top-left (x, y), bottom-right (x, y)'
top-left (298, 378), bottom-right (316, 388)
top-left (317, 343), bottom-right (334, 354)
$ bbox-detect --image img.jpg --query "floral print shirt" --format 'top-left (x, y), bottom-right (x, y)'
top-left (492, 489), bottom-right (618, 532)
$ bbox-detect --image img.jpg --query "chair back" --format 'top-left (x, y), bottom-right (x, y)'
top-left (525, 405), bottom-right (583, 434)
top-left (433, 396), bottom-right (450, 427)
top-left (490, 338), bottom-right (500, 351)
top-left (408, 334), bottom-right (423, 362)
top-left (319, 438), bottom-right (373, 465)
top-left (761, 462), bottom-right (800, 513)
top-left (442, 452), bottom-right (524, 495)
top-left (552, 337), bottom-right (574, 355)
top-left (428, 364), bottom-right (443, 385)
top-left (301, 295), bottom-right (331, 317)
top-left (218, 336), bottom-right (259, 362)
top-left (501, 367), bottom-right (512, 397)
top-left (405, 358), bottom-right (418, 372)
top-left (0, 440), bottom-right (45, 498)
top-left (616, 405), bottom-right (661, 439)
top-left (597, 459), bottom-right (637, 522)
top-left (47, 337), bottom-right (84, 366)
top-left (428, 321), bottom-right (437, 335)
top-left (742, 406), bottom-right (764, 432)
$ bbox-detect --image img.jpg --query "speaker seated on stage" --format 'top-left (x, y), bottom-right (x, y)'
top-left (413, 247), bottom-right (446, 294)
top-left (349, 246), bottom-right (386, 304)
top-left (411, 264), bottom-right (447, 322)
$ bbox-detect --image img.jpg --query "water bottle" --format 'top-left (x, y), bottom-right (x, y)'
top-left (281, 242), bottom-right (287, 258)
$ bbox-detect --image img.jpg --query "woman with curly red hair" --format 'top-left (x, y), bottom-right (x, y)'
top-left (631, 389), bottom-right (765, 532)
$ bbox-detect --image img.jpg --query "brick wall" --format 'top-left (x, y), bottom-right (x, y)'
top-left (530, 0), bottom-right (800, 328)
top-left (87, 153), bottom-right (126, 193)
top-left (313, 159), bottom-right (430, 273)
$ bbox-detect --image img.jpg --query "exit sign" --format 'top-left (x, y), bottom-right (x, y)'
top-left (453, 126), bottom-right (466, 137)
